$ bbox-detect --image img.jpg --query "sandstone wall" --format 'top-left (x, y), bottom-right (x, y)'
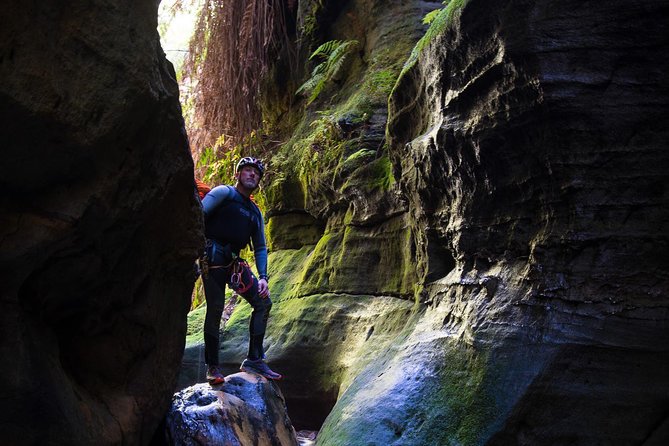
top-left (0, 1), bottom-right (202, 444)
top-left (181, 0), bottom-right (668, 443)
top-left (260, 0), bottom-right (669, 443)
top-left (350, 0), bottom-right (668, 443)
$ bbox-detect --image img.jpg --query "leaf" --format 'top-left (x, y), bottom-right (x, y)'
top-left (422, 8), bottom-right (442, 25)
top-left (296, 39), bottom-right (359, 104)
top-left (310, 39), bottom-right (344, 60)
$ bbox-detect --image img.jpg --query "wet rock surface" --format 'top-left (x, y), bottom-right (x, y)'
top-left (0, 0), bottom-right (202, 444)
top-left (167, 373), bottom-right (298, 446)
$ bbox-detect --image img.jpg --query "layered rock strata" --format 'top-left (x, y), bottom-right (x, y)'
top-left (185, 0), bottom-right (668, 443)
top-left (0, 1), bottom-right (202, 444)
top-left (321, 0), bottom-right (669, 444)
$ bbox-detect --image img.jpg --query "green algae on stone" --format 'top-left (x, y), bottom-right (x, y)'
top-left (266, 246), bottom-right (316, 300)
top-left (340, 154), bottom-right (395, 194)
top-left (406, 346), bottom-right (498, 445)
top-left (316, 339), bottom-right (501, 446)
top-left (295, 216), bottom-right (416, 298)
top-left (267, 293), bottom-right (418, 398)
top-left (185, 303), bottom-right (207, 347)
top-left (398, 0), bottom-right (469, 80)
top-left (266, 214), bottom-right (324, 251)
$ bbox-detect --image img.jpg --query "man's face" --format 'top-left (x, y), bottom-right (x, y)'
top-left (237, 165), bottom-right (261, 190)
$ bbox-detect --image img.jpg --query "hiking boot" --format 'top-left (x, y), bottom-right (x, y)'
top-left (206, 365), bottom-right (225, 385)
top-left (240, 358), bottom-right (283, 380)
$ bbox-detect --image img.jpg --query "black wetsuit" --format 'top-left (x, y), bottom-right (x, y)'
top-left (201, 185), bottom-right (270, 366)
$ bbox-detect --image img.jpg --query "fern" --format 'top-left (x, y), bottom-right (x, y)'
top-left (296, 39), bottom-right (359, 105)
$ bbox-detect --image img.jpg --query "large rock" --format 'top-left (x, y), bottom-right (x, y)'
top-left (0, 0), bottom-right (202, 444)
top-left (166, 373), bottom-right (298, 445)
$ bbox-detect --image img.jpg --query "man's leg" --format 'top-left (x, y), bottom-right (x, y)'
top-left (239, 278), bottom-right (272, 360)
top-left (203, 270), bottom-right (226, 384)
top-left (238, 277), bottom-right (282, 380)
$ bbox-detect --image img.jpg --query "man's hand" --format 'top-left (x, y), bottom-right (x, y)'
top-left (258, 278), bottom-right (270, 298)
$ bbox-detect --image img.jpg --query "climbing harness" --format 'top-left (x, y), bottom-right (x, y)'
top-left (229, 260), bottom-right (253, 293)
top-left (200, 239), bottom-right (238, 279)
top-left (199, 239), bottom-right (253, 294)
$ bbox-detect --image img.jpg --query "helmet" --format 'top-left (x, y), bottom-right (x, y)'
top-left (236, 157), bottom-right (265, 178)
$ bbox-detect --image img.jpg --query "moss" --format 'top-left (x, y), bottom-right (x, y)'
top-left (185, 304), bottom-right (207, 347)
top-left (368, 69), bottom-right (398, 97)
top-left (293, 216), bottom-right (417, 297)
top-left (317, 340), bottom-right (503, 446)
top-left (397, 0), bottom-right (469, 80)
top-left (269, 293), bottom-right (418, 395)
top-left (296, 230), bottom-right (339, 295)
top-left (416, 346), bottom-right (498, 445)
top-left (225, 298), bottom-right (253, 332)
top-left (266, 245), bottom-right (315, 300)
top-left (298, 0), bottom-right (326, 43)
top-left (338, 148), bottom-right (376, 176)
top-left (369, 155), bottom-right (395, 190)
top-left (340, 154), bottom-right (395, 193)
top-left (265, 9), bottom-right (422, 214)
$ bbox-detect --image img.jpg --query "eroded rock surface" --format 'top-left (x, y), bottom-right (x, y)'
top-left (315, 0), bottom-right (669, 444)
top-left (184, 0), bottom-right (435, 431)
top-left (0, 0), bottom-right (201, 444)
top-left (167, 373), bottom-right (298, 446)
top-left (183, 0), bottom-right (668, 444)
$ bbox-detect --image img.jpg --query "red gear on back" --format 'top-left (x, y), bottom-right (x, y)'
top-left (196, 179), bottom-right (211, 200)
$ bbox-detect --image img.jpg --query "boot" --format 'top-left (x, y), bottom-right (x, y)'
top-left (240, 358), bottom-right (283, 380)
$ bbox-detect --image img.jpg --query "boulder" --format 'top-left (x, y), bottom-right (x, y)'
top-left (166, 373), bottom-right (298, 446)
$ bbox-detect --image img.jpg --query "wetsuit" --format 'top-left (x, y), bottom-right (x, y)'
top-left (201, 185), bottom-right (270, 366)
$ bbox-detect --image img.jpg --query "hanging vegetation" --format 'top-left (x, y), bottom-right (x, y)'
top-left (183, 0), bottom-right (295, 155)
top-left (296, 39), bottom-right (359, 105)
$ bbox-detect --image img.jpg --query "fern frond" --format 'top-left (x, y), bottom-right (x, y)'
top-left (297, 39), bottom-right (359, 105)
top-left (296, 73), bottom-right (324, 95)
top-left (323, 40), bottom-right (358, 77)
top-left (310, 39), bottom-right (345, 60)
top-left (311, 62), bottom-right (327, 77)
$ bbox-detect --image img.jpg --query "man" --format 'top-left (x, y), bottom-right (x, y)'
top-left (200, 156), bottom-right (282, 384)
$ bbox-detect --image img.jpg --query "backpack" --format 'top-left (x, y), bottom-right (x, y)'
top-left (196, 179), bottom-right (211, 200)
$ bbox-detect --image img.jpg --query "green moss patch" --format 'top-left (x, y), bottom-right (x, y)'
top-left (398, 0), bottom-right (469, 80)
top-left (317, 340), bottom-right (504, 446)
top-left (185, 304), bottom-right (206, 347)
top-left (295, 215), bottom-right (416, 297)
top-left (340, 154), bottom-right (395, 194)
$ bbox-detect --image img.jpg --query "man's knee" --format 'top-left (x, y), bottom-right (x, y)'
top-left (250, 295), bottom-right (272, 312)
top-left (263, 297), bottom-right (273, 312)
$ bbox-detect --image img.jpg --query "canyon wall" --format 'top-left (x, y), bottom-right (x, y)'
top-left (211, 0), bottom-right (669, 444)
top-left (8, 0), bottom-right (665, 443)
top-left (0, 1), bottom-right (202, 444)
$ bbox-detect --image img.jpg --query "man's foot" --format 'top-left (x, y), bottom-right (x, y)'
top-left (206, 365), bottom-right (225, 385)
top-left (240, 358), bottom-right (283, 380)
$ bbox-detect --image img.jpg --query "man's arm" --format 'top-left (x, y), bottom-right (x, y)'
top-left (252, 216), bottom-right (268, 280)
top-left (252, 211), bottom-right (270, 298)
top-left (201, 185), bottom-right (234, 217)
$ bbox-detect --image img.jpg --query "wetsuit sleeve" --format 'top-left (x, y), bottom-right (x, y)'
top-left (201, 185), bottom-right (234, 217)
top-left (252, 213), bottom-right (268, 279)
